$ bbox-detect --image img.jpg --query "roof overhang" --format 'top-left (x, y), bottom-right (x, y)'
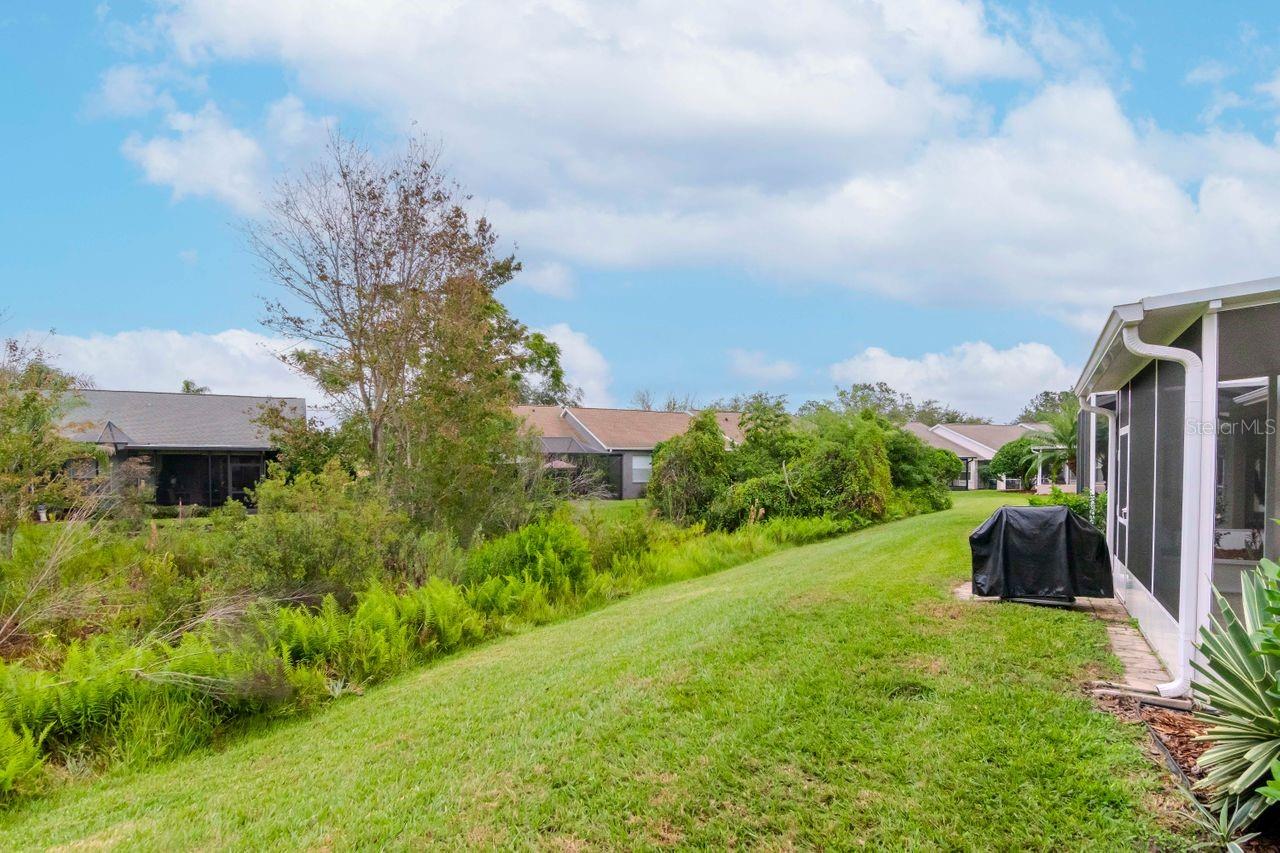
top-left (1074, 275), bottom-right (1280, 397)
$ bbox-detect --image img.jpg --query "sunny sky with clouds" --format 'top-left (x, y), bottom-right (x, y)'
top-left (5, 1), bottom-right (1280, 420)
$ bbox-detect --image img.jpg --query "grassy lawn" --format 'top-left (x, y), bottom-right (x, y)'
top-left (0, 492), bottom-right (1182, 848)
top-left (570, 496), bottom-right (647, 522)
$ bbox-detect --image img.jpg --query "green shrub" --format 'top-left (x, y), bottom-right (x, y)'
top-left (987, 436), bottom-right (1035, 481)
top-left (1029, 487), bottom-right (1106, 531)
top-left (0, 469), bottom-right (858, 806)
top-left (214, 463), bottom-right (415, 595)
top-left (462, 512), bottom-right (591, 594)
top-left (0, 717), bottom-right (44, 798)
top-left (578, 507), bottom-right (687, 574)
top-left (648, 411), bottom-right (732, 524)
top-left (1193, 561), bottom-right (1280, 826)
top-left (149, 504), bottom-right (210, 520)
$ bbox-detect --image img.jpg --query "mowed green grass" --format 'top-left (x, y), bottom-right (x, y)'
top-left (1, 492), bottom-right (1182, 849)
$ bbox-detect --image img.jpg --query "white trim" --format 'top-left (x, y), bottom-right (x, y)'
top-left (560, 408), bottom-right (610, 452)
top-left (1076, 278), bottom-right (1280, 397)
top-left (1196, 312), bottom-right (1219, 673)
top-left (930, 424), bottom-right (998, 458)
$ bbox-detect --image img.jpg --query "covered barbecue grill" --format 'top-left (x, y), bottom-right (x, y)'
top-left (970, 505), bottom-right (1112, 602)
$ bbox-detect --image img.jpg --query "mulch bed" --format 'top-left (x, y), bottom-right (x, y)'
top-left (1141, 705), bottom-right (1208, 784)
top-left (1093, 691), bottom-right (1280, 850)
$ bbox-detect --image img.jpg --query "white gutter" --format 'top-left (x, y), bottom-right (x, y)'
top-left (1118, 325), bottom-right (1205, 698)
top-left (1078, 395), bottom-right (1115, 549)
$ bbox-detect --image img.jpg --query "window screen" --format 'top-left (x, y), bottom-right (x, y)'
top-left (630, 454), bottom-right (652, 484)
top-left (1127, 362), bottom-right (1157, 595)
top-left (1153, 359), bottom-right (1185, 614)
top-left (1219, 302), bottom-right (1280, 382)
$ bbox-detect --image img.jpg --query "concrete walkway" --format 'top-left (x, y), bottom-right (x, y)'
top-left (954, 582), bottom-right (1170, 692)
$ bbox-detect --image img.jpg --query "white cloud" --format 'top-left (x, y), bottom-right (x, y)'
top-left (517, 262), bottom-right (575, 299)
top-left (1257, 72), bottom-right (1280, 106)
top-left (829, 341), bottom-right (1078, 422)
top-left (727, 348), bottom-right (798, 383)
top-left (1186, 60), bottom-right (1232, 86)
top-left (122, 103), bottom-right (266, 213)
top-left (264, 94), bottom-right (332, 157)
top-left (1200, 90), bottom-right (1248, 124)
top-left (38, 324), bottom-right (612, 415)
top-left (1024, 7), bottom-right (1114, 73)
top-left (177, 248), bottom-right (198, 264)
top-left (103, 2), bottom-right (1280, 328)
top-left (35, 329), bottom-right (321, 403)
top-left (88, 64), bottom-right (175, 117)
top-left (539, 322), bottom-right (611, 406)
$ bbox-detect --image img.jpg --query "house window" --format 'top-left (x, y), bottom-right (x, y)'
top-left (631, 454), bottom-right (652, 484)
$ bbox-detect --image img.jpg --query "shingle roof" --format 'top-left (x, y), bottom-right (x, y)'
top-left (565, 407), bottom-right (694, 450)
top-left (929, 422), bottom-right (1048, 458)
top-left (903, 422), bottom-right (976, 458)
top-left (514, 405), bottom-right (745, 452)
top-left (512, 405), bottom-right (581, 439)
top-left (60, 390), bottom-right (305, 451)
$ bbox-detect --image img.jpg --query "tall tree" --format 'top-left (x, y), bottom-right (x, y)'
top-left (0, 337), bottom-right (89, 541)
top-left (1017, 390), bottom-right (1074, 423)
top-left (179, 379), bottom-right (209, 394)
top-left (251, 132), bottom-right (567, 537)
top-left (631, 389), bottom-right (696, 411)
top-left (802, 382), bottom-right (989, 425)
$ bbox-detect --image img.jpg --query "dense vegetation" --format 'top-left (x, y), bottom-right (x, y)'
top-left (0, 133), bottom-right (972, 812)
top-left (648, 399), bottom-right (962, 531)
top-left (0, 493), bottom-right (1187, 848)
top-left (1192, 558), bottom-right (1280, 840)
top-left (0, 470), bottom-right (858, 801)
top-left (1029, 486), bottom-right (1107, 531)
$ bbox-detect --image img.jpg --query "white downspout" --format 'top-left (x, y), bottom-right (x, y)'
top-left (1078, 395), bottom-right (1115, 550)
top-left (1119, 325), bottom-right (1204, 697)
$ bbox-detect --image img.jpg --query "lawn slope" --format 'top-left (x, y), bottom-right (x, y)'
top-left (1, 493), bottom-right (1178, 848)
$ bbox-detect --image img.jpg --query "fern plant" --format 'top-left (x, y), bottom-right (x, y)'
top-left (0, 717), bottom-right (45, 797)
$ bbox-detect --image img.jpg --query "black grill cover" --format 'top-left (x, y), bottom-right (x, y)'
top-left (970, 505), bottom-right (1113, 601)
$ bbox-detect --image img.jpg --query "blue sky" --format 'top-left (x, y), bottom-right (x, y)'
top-left (5, 2), bottom-right (1280, 419)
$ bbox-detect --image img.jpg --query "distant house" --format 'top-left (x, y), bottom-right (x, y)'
top-left (514, 405), bottom-right (744, 499)
top-left (904, 421), bottom-right (1064, 491)
top-left (60, 390), bottom-right (305, 506)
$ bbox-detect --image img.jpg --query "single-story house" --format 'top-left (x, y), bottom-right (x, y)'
top-left (514, 405), bottom-right (744, 499)
top-left (1074, 275), bottom-right (1280, 697)
top-left (60, 389), bottom-right (305, 506)
top-left (905, 421), bottom-right (1062, 491)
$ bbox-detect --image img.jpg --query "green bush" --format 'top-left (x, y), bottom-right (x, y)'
top-left (1029, 487), bottom-right (1106, 531)
top-left (462, 511), bottom-right (591, 594)
top-left (648, 411), bottom-right (731, 524)
top-left (987, 436), bottom-right (1035, 481)
top-left (0, 457), bottom-right (865, 806)
top-left (199, 463), bottom-right (416, 596)
top-left (0, 718), bottom-right (44, 799)
top-left (1193, 561), bottom-right (1280, 828)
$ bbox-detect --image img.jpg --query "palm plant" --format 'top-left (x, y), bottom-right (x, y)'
top-left (1192, 560), bottom-right (1280, 822)
top-left (1022, 401), bottom-right (1079, 485)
